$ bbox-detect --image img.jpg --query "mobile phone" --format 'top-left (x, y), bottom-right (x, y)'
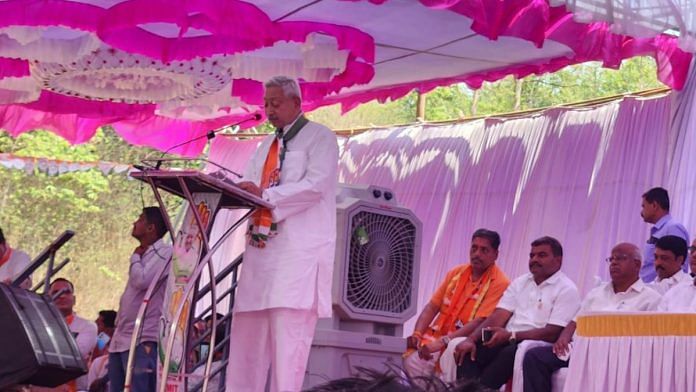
top-left (199, 343), bottom-right (210, 360)
top-left (481, 328), bottom-right (493, 343)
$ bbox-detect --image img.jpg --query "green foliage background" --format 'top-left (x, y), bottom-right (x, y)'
top-left (0, 58), bottom-right (664, 319)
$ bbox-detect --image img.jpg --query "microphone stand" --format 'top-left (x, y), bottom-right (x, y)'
top-left (147, 113), bottom-right (262, 170)
top-left (12, 230), bottom-right (75, 293)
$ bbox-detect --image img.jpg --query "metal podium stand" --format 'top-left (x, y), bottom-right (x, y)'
top-left (127, 160), bottom-right (271, 392)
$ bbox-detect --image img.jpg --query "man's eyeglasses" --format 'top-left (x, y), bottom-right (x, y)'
top-left (688, 246), bottom-right (696, 254)
top-left (605, 254), bottom-right (637, 263)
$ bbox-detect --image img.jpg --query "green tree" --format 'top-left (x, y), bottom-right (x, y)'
top-left (0, 128), bottom-right (180, 318)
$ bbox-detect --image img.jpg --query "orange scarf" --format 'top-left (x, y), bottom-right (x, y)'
top-left (0, 247), bottom-right (12, 269)
top-left (246, 137), bottom-right (281, 248)
top-left (407, 267), bottom-right (495, 371)
top-left (429, 267), bottom-right (493, 339)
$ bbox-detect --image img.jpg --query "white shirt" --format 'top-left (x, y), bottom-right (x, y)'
top-left (187, 360), bottom-right (222, 391)
top-left (87, 355), bottom-right (109, 391)
top-left (0, 247), bottom-right (31, 288)
top-left (577, 279), bottom-right (661, 317)
top-left (235, 118), bottom-right (338, 317)
top-left (497, 271), bottom-right (581, 332)
top-left (69, 313), bottom-right (98, 391)
top-left (110, 238), bottom-right (172, 353)
top-left (649, 269), bottom-right (691, 294)
top-left (657, 280), bottom-right (696, 312)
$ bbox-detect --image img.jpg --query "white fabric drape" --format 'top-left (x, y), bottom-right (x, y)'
top-left (206, 90), bottom-right (696, 333)
top-left (565, 335), bottom-right (696, 391)
top-left (339, 95), bottom-right (688, 331)
top-left (667, 59), bottom-right (696, 225)
top-left (552, 0), bottom-right (696, 51)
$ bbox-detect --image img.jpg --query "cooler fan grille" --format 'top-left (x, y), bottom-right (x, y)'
top-left (346, 210), bottom-right (416, 314)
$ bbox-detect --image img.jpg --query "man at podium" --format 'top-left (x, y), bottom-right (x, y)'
top-left (225, 76), bottom-right (339, 392)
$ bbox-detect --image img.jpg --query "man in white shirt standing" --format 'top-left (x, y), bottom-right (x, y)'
top-left (0, 227), bottom-right (31, 288)
top-left (522, 242), bottom-right (662, 392)
top-left (657, 238), bottom-right (696, 312)
top-left (108, 207), bottom-right (172, 392)
top-left (225, 76), bottom-right (338, 392)
top-left (649, 235), bottom-right (690, 294)
top-left (48, 278), bottom-right (98, 391)
top-left (448, 236), bottom-right (581, 390)
top-left (640, 187), bottom-right (689, 282)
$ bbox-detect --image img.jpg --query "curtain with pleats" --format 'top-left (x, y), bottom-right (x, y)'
top-left (206, 89), bottom-right (696, 331)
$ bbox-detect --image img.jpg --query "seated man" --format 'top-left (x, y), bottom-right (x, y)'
top-left (404, 229), bottom-right (510, 382)
top-left (649, 235), bottom-right (690, 294)
top-left (0, 227), bottom-right (31, 288)
top-left (450, 236), bottom-right (581, 390)
top-left (91, 310), bottom-right (117, 360)
top-left (87, 310), bottom-right (117, 392)
top-left (657, 238), bottom-right (696, 312)
top-left (48, 278), bottom-right (99, 391)
top-left (522, 242), bottom-right (662, 392)
top-left (188, 317), bottom-right (227, 392)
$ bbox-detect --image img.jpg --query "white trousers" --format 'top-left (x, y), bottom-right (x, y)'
top-left (225, 308), bottom-right (318, 392)
top-left (439, 337), bottom-right (467, 383)
top-left (402, 338), bottom-right (463, 384)
top-left (403, 350), bottom-right (440, 379)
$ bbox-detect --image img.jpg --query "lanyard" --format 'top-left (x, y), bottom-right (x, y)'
top-left (276, 115), bottom-right (309, 170)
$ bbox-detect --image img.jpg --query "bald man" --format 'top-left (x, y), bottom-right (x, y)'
top-left (522, 243), bottom-right (662, 392)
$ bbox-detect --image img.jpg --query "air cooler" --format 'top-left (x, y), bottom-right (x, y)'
top-left (304, 184), bottom-right (422, 388)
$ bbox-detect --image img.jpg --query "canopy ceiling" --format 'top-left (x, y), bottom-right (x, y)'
top-left (0, 0), bottom-right (691, 155)
top-left (552, 0), bottom-right (696, 52)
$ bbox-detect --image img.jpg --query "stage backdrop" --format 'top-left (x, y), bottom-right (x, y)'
top-left (205, 86), bottom-right (696, 333)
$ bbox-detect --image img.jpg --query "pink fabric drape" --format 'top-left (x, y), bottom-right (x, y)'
top-left (0, 0), bottom-right (691, 153)
top-left (206, 91), bottom-right (694, 332)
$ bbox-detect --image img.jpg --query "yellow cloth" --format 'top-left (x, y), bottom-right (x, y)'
top-left (576, 313), bottom-right (696, 337)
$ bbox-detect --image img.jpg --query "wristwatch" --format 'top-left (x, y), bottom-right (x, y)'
top-left (441, 335), bottom-right (451, 346)
top-left (508, 331), bottom-right (517, 344)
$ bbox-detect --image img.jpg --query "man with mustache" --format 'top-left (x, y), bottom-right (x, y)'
top-left (639, 187), bottom-right (689, 282)
top-left (451, 236), bottom-right (580, 390)
top-left (403, 229), bottom-right (510, 382)
top-left (657, 238), bottom-right (696, 311)
top-left (225, 76), bottom-right (338, 392)
top-left (522, 243), bottom-right (661, 392)
top-left (44, 278), bottom-right (98, 392)
top-left (649, 235), bottom-right (690, 294)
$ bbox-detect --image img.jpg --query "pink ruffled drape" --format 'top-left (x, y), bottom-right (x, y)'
top-left (0, 0), bottom-right (691, 154)
top-left (332, 0), bottom-right (692, 113)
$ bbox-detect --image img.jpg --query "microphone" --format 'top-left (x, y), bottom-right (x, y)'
top-left (153, 113), bottom-right (262, 169)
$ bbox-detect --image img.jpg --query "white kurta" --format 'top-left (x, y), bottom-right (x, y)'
top-left (657, 280), bottom-right (696, 311)
top-left (234, 119), bottom-right (338, 318)
top-left (0, 247), bottom-right (31, 287)
top-left (69, 313), bottom-right (98, 391)
top-left (649, 269), bottom-right (691, 294)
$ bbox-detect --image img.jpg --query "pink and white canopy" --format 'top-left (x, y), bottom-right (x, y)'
top-left (552, 0), bottom-right (696, 52)
top-left (0, 0), bottom-right (691, 154)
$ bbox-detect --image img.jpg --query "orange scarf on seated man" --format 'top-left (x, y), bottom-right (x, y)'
top-left (404, 265), bottom-right (495, 360)
top-left (246, 116), bottom-right (308, 248)
top-left (428, 266), bottom-right (493, 341)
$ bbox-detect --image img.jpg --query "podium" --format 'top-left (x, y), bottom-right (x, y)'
top-left (129, 161), bottom-right (271, 392)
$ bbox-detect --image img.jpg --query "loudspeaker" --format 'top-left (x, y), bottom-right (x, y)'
top-left (0, 283), bottom-right (87, 388)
